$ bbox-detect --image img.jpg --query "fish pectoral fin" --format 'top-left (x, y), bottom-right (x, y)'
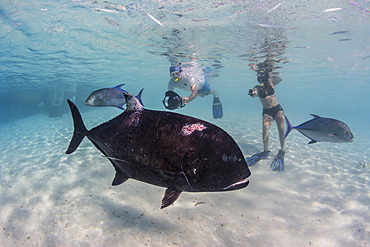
top-left (298, 132), bottom-right (318, 144)
top-left (112, 172), bottom-right (129, 186)
top-left (161, 189), bottom-right (182, 209)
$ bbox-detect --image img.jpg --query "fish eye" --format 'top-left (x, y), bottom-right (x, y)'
top-left (222, 153), bottom-right (237, 163)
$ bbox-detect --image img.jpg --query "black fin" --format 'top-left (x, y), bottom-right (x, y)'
top-left (112, 172), bottom-right (129, 186)
top-left (160, 189), bottom-right (182, 209)
top-left (66, 100), bottom-right (88, 154)
top-left (123, 92), bottom-right (143, 112)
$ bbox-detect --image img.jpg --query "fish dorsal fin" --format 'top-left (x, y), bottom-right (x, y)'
top-left (114, 83), bottom-right (125, 89)
top-left (112, 172), bottom-right (129, 186)
top-left (310, 114), bottom-right (321, 119)
top-left (123, 92), bottom-right (143, 112)
top-left (161, 189), bottom-right (182, 209)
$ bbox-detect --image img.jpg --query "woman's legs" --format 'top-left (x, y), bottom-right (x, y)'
top-left (270, 110), bottom-right (286, 172)
top-left (262, 114), bottom-right (273, 152)
top-left (274, 110), bottom-right (286, 151)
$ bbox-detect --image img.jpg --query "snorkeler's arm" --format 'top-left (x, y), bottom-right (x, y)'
top-left (183, 85), bottom-right (198, 104)
top-left (272, 75), bottom-right (282, 86)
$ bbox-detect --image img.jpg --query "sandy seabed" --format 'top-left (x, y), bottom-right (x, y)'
top-left (0, 108), bottom-right (369, 247)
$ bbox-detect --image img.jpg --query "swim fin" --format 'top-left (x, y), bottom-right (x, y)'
top-left (270, 150), bottom-right (285, 172)
top-left (212, 96), bottom-right (223, 119)
top-left (245, 150), bottom-right (270, 166)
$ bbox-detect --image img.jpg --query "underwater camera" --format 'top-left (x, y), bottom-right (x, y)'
top-left (162, 91), bottom-right (185, 110)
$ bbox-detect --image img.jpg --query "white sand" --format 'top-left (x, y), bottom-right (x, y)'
top-left (0, 110), bottom-right (369, 247)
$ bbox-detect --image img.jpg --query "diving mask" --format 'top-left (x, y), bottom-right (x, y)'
top-left (170, 66), bottom-right (182, 81)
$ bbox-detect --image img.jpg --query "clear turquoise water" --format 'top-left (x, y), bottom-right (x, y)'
top-left (0, 1), bottom-right (369, 246)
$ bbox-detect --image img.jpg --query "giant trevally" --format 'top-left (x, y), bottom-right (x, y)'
top-left (66, 92), bottom-right (251, 209)
top-left (85, 84), bottom-right (144, 110)
top-left (284, 114), bottom-right (354, 144)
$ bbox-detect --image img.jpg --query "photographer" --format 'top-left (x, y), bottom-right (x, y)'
top-left (163, 59), bottom-right (223, 119)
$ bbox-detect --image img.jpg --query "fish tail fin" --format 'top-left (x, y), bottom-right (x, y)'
top-left (135, 88), bottom-right (144, 106)
top-left (66, 100), bottom-right (88, 154)
top-left (283, 115), bottom-right (294, 140)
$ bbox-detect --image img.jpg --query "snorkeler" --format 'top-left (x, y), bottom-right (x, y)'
top-left (246, 57), bottom-right (286, 172)
top-left (162, 61), bottom-right (223, 119)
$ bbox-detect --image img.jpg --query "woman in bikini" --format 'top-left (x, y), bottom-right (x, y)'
top-left (246, 59), bottom-right (286, 172)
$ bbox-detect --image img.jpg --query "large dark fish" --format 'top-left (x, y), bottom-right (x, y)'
top-left (85, 84), bottom-right (144, 110)
top-left (284, 114), bottom-right (354, 144)
top-left (66, 92), bottom-right (250, 209)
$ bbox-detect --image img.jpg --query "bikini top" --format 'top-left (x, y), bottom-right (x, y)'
top-left (257, 85), bottom-right (275, 98)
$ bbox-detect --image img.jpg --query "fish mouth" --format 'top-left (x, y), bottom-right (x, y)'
top-left (222, 172), bottom-right (250, 191)
top-left (222, 177), bottom-right (249, 191)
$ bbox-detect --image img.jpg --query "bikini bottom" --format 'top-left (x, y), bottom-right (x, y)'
top-left (262, 104), bottom-right (283, 120)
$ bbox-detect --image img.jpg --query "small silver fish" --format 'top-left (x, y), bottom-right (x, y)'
top-left (85, 84), bottom-right (144, 110)
top-left (330, 30), bottom-right (349, 35)
top-left (284, 114), bottom-right (354, 144)
top-left (322, 8), bottom-right (343, 12)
